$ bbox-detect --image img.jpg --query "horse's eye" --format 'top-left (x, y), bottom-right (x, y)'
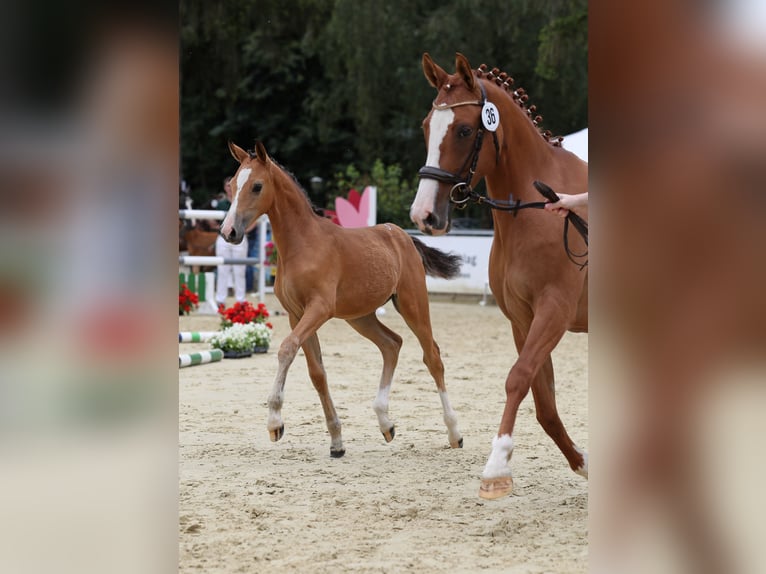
top-left (253, 182), bottom-right (263, 193)
top-left (458, 126), bottom-right (473, 138)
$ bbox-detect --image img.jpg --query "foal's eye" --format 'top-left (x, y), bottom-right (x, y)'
top-left (458, 126), bottom-right (473, 138)
top-left (252, 182), bottom-right (263, 193)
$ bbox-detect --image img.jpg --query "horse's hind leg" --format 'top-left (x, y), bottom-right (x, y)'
top-left (301, 333), bottom-right (345, 457)
top-left (531, 355), bottom-right (588, 477)
top-left (392, 290), bottom-right (462, 448)
top-left (346, 313), bottom-right (403, 443)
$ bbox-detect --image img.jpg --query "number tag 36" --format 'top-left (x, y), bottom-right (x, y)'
top-left (481, 102), bottom-right (500, 132)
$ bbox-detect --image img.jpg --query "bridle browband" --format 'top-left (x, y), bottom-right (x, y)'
top-left (416, 80), bottom-right (588, 269)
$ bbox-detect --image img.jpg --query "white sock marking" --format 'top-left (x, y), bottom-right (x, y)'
top-left (574, 445), bottom-right (588, 478)
top-left (481, 434), bottom-right (514, 479)
top-left (372, 385), bottom-right (392, 431)
top-left (439, 390), bottom-right (460, 442)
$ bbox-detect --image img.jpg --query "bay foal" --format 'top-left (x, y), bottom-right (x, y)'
top-left (221, 140), bottom-right (463, 456)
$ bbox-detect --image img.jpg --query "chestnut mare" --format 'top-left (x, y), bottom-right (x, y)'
top-left (410, 53), bottom-right (588, 499)
top-left (221, 140), bottom-right (463, 457)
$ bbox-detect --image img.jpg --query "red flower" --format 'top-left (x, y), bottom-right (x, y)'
top-left (179, 284), bottom-right (199, 315)
top-left (218, 300), bottom-right (273, 328)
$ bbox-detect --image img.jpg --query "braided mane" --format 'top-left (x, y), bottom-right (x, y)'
top-left (475, 64), bottom-right (564, 147)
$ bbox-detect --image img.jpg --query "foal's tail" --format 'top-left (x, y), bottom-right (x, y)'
top-left (411, 237), bottom-right (462, 279)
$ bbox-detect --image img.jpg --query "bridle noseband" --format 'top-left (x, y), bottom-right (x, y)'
top-left (416, 81), bottom-right (588, 269)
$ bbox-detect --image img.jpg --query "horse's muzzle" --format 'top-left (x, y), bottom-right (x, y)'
top-left (420, 213), bottom-right (450, 236)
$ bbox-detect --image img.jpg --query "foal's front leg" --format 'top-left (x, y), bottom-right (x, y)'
top-left (267, 307), bottom-right (330, 442)
top-left (301, 333), bottom-right (345, 457)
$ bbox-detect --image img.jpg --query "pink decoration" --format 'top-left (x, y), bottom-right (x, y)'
top-left (335, 187), bottom-right (372, 228)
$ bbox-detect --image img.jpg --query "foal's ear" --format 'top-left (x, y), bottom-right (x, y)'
top-left (228, 141), bottom-right (249, 164)
top-left (455, 52), bottom-right (475, 92)
top-left (254, 140), bottom-right (269, 162)
top-left (422, 52), bottom-right (448, 89)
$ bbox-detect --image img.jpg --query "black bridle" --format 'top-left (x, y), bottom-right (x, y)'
top-left (416, 83), bottom-right (588, 269)
top-left (417, 82), bottom-right (499, 207)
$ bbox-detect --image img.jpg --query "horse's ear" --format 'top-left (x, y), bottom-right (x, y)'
top-left (228, 141), bottom-right (249, 164)
top-left (254, 140), bottom-right (269, 162)
top-left (422, 52), bottom-right (448, 89)
top-left (455, 52), bottom-right (475, 92)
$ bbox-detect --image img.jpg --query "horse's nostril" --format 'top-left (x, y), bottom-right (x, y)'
top-left (424, 213), bottom-right (436, 227)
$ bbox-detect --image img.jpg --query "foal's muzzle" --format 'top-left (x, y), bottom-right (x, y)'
top-left (220, 226), bottom-right (243, 244)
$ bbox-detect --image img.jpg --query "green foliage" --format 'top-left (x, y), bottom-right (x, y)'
top-left (181, 0), bottom-right (588, 225)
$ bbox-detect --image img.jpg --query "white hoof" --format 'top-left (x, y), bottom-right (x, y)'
top-left (574, 447), bottom-right (588, 478)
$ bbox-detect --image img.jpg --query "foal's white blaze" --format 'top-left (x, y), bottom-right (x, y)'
top-left (410, 109), bottom-right (454, 228)
top-left (481, 434), bottom-right (514, 478)
top-left (221, 167), bottom-right (251, 237)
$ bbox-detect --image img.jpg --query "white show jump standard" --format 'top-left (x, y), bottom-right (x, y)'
top-left (178, 211), bottom-right (272, 303)
top-left (179, 349), bottom-right (224, 368)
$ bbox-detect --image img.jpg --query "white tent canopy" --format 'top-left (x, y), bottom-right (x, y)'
top-left (562, 128), bottom-right (588, 163)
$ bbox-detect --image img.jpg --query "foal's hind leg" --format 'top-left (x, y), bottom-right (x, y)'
top-left (346, 313), bottom-right (403, 443)
top-left (392, 291), bottom-right (462, 448)
top-left (301, 333), bottom-right (345, 457)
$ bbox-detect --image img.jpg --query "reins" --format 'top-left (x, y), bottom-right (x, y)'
top-left (416, 79), bottom-right (588, 269)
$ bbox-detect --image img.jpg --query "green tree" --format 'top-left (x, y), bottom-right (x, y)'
top-left (180, 0), bottom-right (588, 225)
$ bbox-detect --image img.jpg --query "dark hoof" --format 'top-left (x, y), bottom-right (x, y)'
top-left (382, 426), bottom-right (396, 443)
top-left (269, 424), bottom-right (284, 442)
top-left (330, 448), bottom-right (346, 458)
top-left (449, 436), bottom-right (464, 449)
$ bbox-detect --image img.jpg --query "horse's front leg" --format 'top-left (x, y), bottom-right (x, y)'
top-left (267, 306), bottom-right (330, 442)
top-left (479, 306), bottom-right (570, 499)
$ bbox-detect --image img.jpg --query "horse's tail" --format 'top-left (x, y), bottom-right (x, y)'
top-left (411, 237), bottom-right (462, 279)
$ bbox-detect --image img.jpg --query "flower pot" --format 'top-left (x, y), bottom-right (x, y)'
top-left (222, 349), bottom-right (253, 359)
top-left (253, 345), bottom-right (269, 354)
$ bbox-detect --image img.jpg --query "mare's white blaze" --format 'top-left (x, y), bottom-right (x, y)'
top-left (481, 434), bottom-right (514, 479)
top-left (372, 385), bottom-right (392, 431)
top-left (439, 390), bottom-right (460, 442)
top-left (575, 445), bottom-right (589, 478)
top-left (221, 167), bottom-right (251, 235)
top-left (410, 109), bottom-right (454, 225)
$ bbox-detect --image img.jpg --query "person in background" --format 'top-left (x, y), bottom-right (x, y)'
top-left (215, 176), bottom-right (247, 306)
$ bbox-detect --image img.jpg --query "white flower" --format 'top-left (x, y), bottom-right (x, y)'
top-left (209, 322), bottom-right (272, 352)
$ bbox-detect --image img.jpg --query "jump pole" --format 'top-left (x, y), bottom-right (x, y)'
top-left (179, 349), bottom-right (224, 368)
top-left (178, 209), bottom-right (226, 220)
top-left (179, 331), bottom-right (218, 343)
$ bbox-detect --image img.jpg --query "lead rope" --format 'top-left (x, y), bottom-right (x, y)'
top-left (533, 181), bottom-right (587, 269)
